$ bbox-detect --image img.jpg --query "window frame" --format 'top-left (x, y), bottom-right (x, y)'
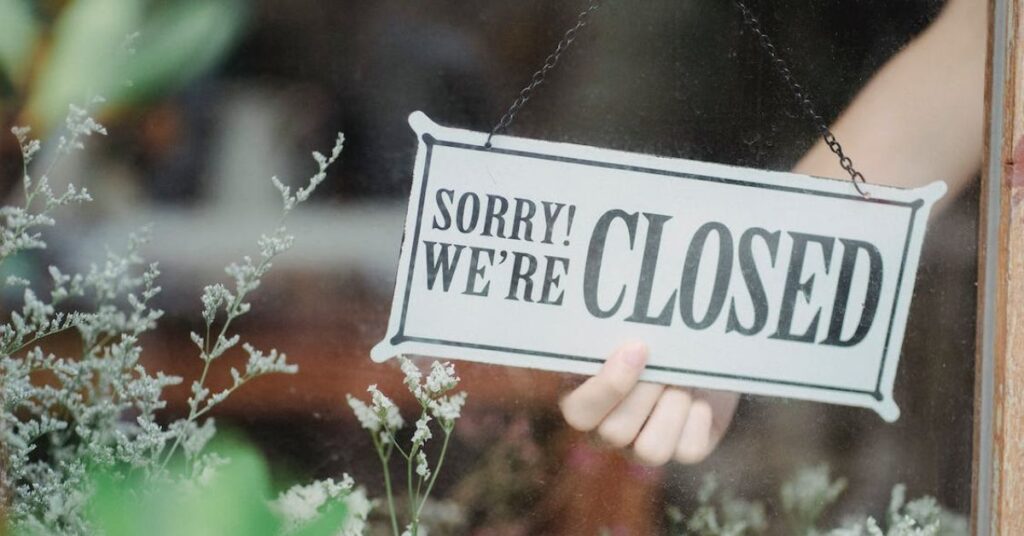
top-left (973, 0), bottom-right (1022, 533)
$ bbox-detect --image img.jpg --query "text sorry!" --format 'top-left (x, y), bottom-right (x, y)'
top-left (424, 189), bottom-right (883, 348)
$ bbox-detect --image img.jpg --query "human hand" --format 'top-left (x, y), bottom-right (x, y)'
top-left (559, 342), bottom-right (740, 466)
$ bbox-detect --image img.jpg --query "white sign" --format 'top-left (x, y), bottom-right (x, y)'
top-left (372, 112), bottom-right (946, 422)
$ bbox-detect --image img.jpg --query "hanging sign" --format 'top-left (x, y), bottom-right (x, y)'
top-left (372, 112), bottom-right (945, 421)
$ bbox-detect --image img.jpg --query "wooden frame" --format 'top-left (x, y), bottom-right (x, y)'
top-left (974, 0), bottom-right (1022, 533)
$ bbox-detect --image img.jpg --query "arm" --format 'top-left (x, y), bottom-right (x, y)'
top-left (560, 0), bottom-right (986, 466)
top-left (795, 0), bottom-right (985, 201)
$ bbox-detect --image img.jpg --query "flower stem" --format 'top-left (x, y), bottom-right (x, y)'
top-left (414, 427), bottom-right (452, 520)
top-left (373, 433), bottom-right (401, 536)
top-left (159, 357), bottom-right (212, 468)
top-left (408, 443), bottom-right (417, 533)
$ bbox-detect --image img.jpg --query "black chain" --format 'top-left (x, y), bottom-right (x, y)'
top-left (485, 0), bottom-right (600, 148)
top-left (733, 0), bottom-right (869, 197)
top-left (486, 0), bottom-right (870, 198)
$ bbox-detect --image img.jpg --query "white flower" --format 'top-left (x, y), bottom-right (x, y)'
top-left (425, 361), bottom-right (459, 394)
top-left (428, 392), bottom-right (467, 427)
top-left (6, 276), bottom-right (30, 287)
top-left (274, 132), bottom-right (344, 213)
top-left (200, 284), bottom-right (232, 325)
top-left (0, 114), bottom-right (345, 533)
top-left (415, 450), bottom-right (431, 479)
top-left (339, 487), bottom-right (372, 536)
top-left (347, 394), bottom-right (381, 433)
top-left (241, 343), bottom-right (297, 377)
top-left (368, 384), bottom-right (404, 430)
top-left (412, 414), bottom-right (432, 445)
top-left (271, 476), bottom-right (354, 528)
top-left (399, 356), bottom-right (425, 400)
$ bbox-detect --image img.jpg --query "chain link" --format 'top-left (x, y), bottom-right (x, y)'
top-left (485, 0), bottom-right (600, 148)
top-left (486, 0), bottom-right (870, 198)
top-left (733, 0), bottom-right (869, 197)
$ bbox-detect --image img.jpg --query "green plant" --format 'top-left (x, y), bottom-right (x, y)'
top-left (347, 358), bottom-right (467, 536)
top-left (0, 98), bottom-right (346, 534)
top-left (666, 466), bottom-right (967, 536)
top-left (828, 483), bottom-right (968, 536)
top-left (88, 439), bottom-right (360, 536)
top-left (782, 465), bottom-right (848, 535)
top-left (0, 0), bottom-right (245, 129)
top-left (667, 473), bottom-right (767, 536)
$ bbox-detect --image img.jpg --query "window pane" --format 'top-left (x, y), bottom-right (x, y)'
top-left (1, 0), bottom-right (979, 533)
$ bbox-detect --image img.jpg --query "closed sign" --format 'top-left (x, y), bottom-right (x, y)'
top-left (372, 112), bottom-right (946, 421)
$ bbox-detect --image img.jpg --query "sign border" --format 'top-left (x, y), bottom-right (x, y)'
top-left (373, 111), bottom-right (947, 421)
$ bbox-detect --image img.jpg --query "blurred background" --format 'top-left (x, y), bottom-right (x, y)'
top-left (0, 0), bottom-right (976, 533)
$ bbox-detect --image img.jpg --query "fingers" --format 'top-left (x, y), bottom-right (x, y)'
top-left (704, 390), bottom-right (740, 451)
top-left (559, 342), bottom-right (647, 432)
top-left (596, 382), bottom-right (665, 447)
top-left (674, 390), bottom-right (740, 464)
top-left (559, 344), bottom-right (741, 467)
top-left (674, 398), bottom-right (714, 463)
top-left (633, 388), bottom-right (692, 466)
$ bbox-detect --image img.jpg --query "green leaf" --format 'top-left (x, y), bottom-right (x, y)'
top-left (113, 0), bottom-right (246, 104)
top-left (167, 444), bottom-right (281, 536)
top-left (89, 440), bottom-right (282, 536)
top-left (0, 0), bottom-right (39, 88)
top-left (25, 0), bottom-right (144, 128)
top-left (26, 0), bottom-right (245, 130)
top-left (89, 471), bottom-right (146, 536)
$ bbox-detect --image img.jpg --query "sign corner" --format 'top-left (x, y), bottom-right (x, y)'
top-left (407, 111), bottom-right (437, 137)
top-left (370, 339), bottom-right (399, 363)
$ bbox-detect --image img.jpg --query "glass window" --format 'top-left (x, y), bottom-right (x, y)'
top-left (0, 1), bottom-right (983, 534)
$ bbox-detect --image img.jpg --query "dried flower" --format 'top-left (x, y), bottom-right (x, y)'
top-left (349, 358), bottom-right (467, 536)
top-left (368, 385), bottom-right (405, 431)
top-left (666, 468), bottom-right (965, 536)
top-left (348, 394), bottom-right (383, 433)
top-left (1, 99), bottom-right (345, 534)
top-left (428, 392), bottom-right (467, 429)
top-left (415, 451), bottom-right (431, 479)
top-left (425, 361), bottom-right (459, 395)
top-left (412, 415), bottom-right (433, 446)
top-left (272, 475), bottom-right (355, 527)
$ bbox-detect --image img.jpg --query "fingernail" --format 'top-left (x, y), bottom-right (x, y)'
top-left (620, 342), bottom-right (647, 368)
